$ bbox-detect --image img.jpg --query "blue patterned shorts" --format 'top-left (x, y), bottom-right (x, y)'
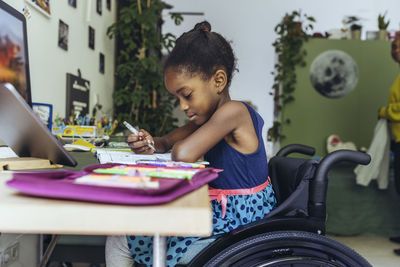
top-left (126, 183), bottom-right (276, 267)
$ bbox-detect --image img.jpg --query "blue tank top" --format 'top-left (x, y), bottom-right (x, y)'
top-left (204, 102), bottom-right (268, 189)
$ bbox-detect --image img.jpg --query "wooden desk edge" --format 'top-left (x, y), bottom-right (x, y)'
top-left (0, 174), bottom-right (212, 236)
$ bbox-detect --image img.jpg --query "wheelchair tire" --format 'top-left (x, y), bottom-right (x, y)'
top-left (203, 231), bottom-right (371, 267)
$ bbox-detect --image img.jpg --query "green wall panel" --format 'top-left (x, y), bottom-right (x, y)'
top-left (281, 39), bottom-right (400, 157)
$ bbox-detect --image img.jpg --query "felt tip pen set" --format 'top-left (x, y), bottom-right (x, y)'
top-left (93, 166), bottom-right (199, 180)
top-left (75, 174), bottom-right (160, 189)
top-left (52, 125), bottom-right (97, 137)
top-left (74, 165), bottom-right (202, 190)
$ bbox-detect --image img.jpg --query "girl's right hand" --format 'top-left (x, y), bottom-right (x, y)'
top-left (127, 129), bottom-right (155, 154)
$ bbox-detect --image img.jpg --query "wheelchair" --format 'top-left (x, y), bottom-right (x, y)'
top-left (178, 144), bottom-right (372, 267)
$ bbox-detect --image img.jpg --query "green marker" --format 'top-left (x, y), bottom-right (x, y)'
top-left (94, 168), bottom-right (128, 175)
top-left (147, 172), bottom-right (193, 180)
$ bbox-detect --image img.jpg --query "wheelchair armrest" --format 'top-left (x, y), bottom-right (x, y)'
top-left (309, 150), bottom-right (371, 218)
top-left (276, 144), bottom-right (315, 157)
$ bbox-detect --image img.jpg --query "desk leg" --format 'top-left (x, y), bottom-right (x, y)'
top-left (39, 234), bottom-right (59, 267)
top-left (153, 233), bottom-right (166, 267)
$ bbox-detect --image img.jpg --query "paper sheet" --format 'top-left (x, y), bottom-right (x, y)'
top-left (0, 146), bottom-right (18, 159)
top-left (95, 149), bottom-right (171, 164)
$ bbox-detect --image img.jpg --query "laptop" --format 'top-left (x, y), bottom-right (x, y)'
top-left (0, 83), bottom-right (77, 166)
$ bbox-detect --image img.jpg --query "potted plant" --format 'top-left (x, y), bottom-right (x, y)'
top-left (345, 16), bottom-right (362, 40)
top-left (378, 11), bottom-right (390, 40)
top-left (107, 0), bottom-right (183, 136)
top-left (268, 10), bottom-right (315, 142)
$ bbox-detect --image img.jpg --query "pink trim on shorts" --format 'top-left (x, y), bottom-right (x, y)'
top-left (209, 177), bottom-right (271, 218)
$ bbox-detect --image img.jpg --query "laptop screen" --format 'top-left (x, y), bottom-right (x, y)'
top-left (0, 0), bottom-right (32, 107)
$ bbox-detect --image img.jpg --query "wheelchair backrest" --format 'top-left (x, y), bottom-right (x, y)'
top-left (268, 156), bottom-right (317, 217)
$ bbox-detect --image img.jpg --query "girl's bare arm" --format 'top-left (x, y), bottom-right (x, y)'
top-left (153, 122), bottom-right (199, 153)
top-left (171, 101), bottom-right (256, 162)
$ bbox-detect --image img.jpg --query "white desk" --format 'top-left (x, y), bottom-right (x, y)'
top-left (0, 172), bottom-right (212, 266)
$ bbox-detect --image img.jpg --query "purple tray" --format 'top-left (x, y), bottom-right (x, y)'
top-left (6, 163), bottom-right (220, 205)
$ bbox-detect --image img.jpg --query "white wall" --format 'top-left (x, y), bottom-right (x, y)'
top-left (0, 233), bottom-right (38, 267)
top-left (162, 0), bottom-right (400, 155)
top-left (3, 0), bottom-right (117, 119)
top-left (1, 1), bottom-right (116, 265)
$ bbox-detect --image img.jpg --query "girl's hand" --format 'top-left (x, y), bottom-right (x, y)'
top-left (127, 129), bottom-right (155, 154)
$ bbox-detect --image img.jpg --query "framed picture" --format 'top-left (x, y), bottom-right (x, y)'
top-left (106, 0), bottom-right (111, 11)
top-left (68, 0), bottom-right (77, 8)
top-left (99, 53), bottom-right (104, 74)
top-left (25, 0), bottom-right (51, 17)
top-left (88, 26), bottom-right (95, 49)
top-left (58, 20), bottom-right (69, 51)
top-left (96, 0), bottom-right (102, 15)
top-left (66, 73), bottom-right (90, 117)
top-left (32, 103), bottom-right (53, 130)
top-left (366, 31), bottom-right (378, 40)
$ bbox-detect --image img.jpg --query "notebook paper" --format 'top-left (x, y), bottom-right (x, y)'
top-left (95, 149), bottom-right (172, 164)
top-left (0, 146), bottom-right (18, 159)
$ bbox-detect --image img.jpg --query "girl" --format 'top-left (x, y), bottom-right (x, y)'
top-left (106, 21), bottom-right (276, 267)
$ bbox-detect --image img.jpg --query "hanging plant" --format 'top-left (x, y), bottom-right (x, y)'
top-left (107, 0), bottom-right (183, 136)
top-left (268, 10), bottom-right (315, 142)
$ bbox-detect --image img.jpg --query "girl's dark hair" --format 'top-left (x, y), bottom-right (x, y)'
top-left (165, 21), bottom-right (237, 88)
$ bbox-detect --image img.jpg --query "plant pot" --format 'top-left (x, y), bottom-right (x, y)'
top-left (378, 29), bottom-right (387, 40)
top-left (351, 30), bottom-right (361, 40)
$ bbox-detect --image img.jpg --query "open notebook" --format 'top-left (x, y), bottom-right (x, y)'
top-left (95, 149), bottom-right (172, 164)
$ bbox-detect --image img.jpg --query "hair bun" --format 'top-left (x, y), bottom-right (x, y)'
top-left (193, 21), bottom-right (211, 32)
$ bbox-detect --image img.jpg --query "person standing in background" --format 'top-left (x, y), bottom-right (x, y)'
top-left (378, 31), bottom-right (400, 194)
top-left (378, 31), bottom-right (400, 255)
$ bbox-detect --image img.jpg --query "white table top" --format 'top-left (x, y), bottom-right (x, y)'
top-left (0, 173), bottom-right (212, 237)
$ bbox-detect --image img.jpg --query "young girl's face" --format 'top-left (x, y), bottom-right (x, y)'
top-left (164, 67), bottom-right (221, 125)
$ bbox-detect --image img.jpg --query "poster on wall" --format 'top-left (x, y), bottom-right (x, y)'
top-left (96, 0), bottom-right (102, 15)
top-left (309, 50), bottom-right (359, 98)
top-left (68, 0), bottom-right (77, 8)
top-left (58, 20), bottom-right (69, 51)
top-left (99, 53), bottom-right (104, 74)
top-left (66, 73), bottom-right (90, 117)
top-left (89, 26), bottom-right (95, 49)
top-left (106, 0), bottom-right (111, 11)
top-left (25, 0), bottom-right (51, 17)
top-left (0, 6), bottom-right (30, 104)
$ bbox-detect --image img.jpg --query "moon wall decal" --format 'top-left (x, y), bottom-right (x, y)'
top-left (309, 50), bottom-right (359, 98)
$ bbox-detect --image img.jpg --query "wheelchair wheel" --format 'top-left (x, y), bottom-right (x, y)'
top-left (203, 231), bottom-right (371, 267)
